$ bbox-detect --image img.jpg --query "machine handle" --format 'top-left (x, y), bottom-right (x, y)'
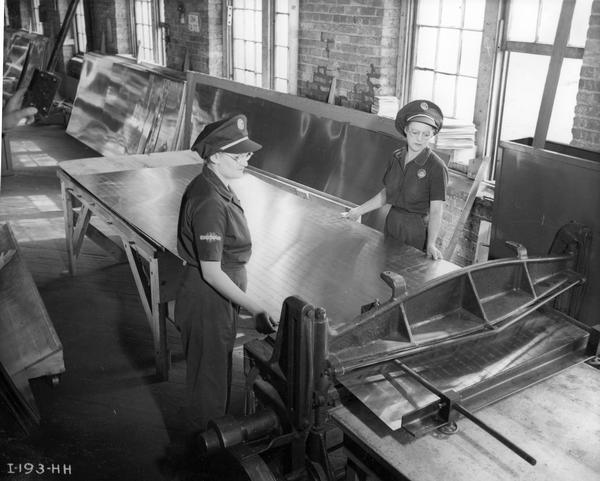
top-left (397, 361), bottom-right (537, 466)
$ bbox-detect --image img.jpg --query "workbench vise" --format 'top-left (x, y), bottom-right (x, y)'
top-left (197, 295), bottom-right (343, 480)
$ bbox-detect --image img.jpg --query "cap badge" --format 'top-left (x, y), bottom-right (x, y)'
top-left (417, 169), bottom-right (427, 179)
top-left (420, 102), bottom-right (429, 111)
top-left (237, 118), bottom-right (245, 130)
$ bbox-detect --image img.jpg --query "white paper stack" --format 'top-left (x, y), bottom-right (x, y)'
top-left (434, 118), bottom-right (477, 150)
top-left (371, 96), bottom-right (400, 119)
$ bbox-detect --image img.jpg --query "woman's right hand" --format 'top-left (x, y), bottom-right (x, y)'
top-left (254, 311), bottom-right (278, 334)
top-left (341, 207), bottom-right (361, 222)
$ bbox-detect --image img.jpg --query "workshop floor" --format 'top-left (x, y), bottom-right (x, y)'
top-left (0, 126), bottom-right (258, 480)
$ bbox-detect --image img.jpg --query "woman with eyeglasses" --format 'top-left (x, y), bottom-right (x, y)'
top-left (175, 114), bottom-right (278, 435)
top-left (342, 100), bottom-right (448, 260)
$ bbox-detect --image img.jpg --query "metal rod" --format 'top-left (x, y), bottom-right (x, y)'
top-left (46, 0), bottom-right (81, 72)
top-left (396, 361), bottom-right (537, 466)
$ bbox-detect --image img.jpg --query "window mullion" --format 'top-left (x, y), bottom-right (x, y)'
top-left (262, 0), bottom-right (272, 89)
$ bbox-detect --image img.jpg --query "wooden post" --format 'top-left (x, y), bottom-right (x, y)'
top-left (532, 0), bottom-right (576, 149)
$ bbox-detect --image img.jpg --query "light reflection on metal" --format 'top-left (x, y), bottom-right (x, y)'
top-left (66, 53), bottom-right (186, 156)
top-left (2, 30), bottom-right (49, 99)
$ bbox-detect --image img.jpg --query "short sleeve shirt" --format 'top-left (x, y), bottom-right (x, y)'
top-left (177, 167), bottom-right (252, 267)
top-left (382, 145), bottom-right (448, 215)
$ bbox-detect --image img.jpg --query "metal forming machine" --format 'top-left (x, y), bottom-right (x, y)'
top-left (198, 223), bottom-right (598, 481)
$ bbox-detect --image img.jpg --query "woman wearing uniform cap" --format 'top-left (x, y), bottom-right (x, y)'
top-left (176, 114), bottom-right (278, 433)
top-left (342, 100), bottom-right (448, 260)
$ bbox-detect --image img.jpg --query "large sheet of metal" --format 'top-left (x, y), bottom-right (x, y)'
top-left (491, 138), bottom-right (600, 327)
top-left (338, 308), bottom-right (589, 431)
top-left (66, 53), bottom-right (186, 156)
top-left (188, 82), bottom-right (396, 206)
top-left (62, 162), bottom-right (456, 327)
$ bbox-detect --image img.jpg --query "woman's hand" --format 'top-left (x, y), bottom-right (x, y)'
top-left (426, 242), bottom-right (444, 260)
top-left (341, 207), bottom-right (361, 222)
top-left (3, 88), bottom-right (37, 130)
top-left (254, 311), bottom-right (278, 334)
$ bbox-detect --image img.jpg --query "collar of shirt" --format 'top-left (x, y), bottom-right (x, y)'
top-left (394, 146), bottom-right (431, 168)
top-left (202, 166), bottom-right (242, 207)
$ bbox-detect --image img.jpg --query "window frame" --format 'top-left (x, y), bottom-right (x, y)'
top-left (224, 0), bottom-right (298, 94)
top-left (130, 0), bottom-right (166, 66)
top-left (398, 0), bottom-right (496, 173)
top-left (71, 0), bottom-right (88, 54)
top-left (31, 0), bottom-right (43, 34)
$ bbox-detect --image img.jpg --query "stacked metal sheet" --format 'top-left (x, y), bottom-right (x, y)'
top-left (2, 30), bottom-right (49, 100)
top-left (66, 53), bottom-right (186, 156)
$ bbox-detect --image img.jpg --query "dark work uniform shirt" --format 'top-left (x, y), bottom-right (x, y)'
top-left (382, 145), bottom-right (448, 215)
top-left (177, 166), bottom-right (252, 268)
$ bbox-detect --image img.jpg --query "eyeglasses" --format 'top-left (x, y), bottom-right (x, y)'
top-left (406, 129), bottom-right (434, 140)
top-left (223, 152), bottom-right (253, 164)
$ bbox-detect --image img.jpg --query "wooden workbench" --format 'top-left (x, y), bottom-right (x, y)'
top-left (57, 151), bottom-right (457, 380)
top-left (332, 361), bottom-right (600, 481)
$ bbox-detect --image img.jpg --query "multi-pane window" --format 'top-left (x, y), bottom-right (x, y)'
top-left (411, 0), bottom-right (485, 121)
top-left (232, 0), bottom-right (263, 87)
top-left (133, 0), bottom-right (165, 65)
top-left (273, 0), bottom-right (290, 92)
top-left (73, 0), bottom-right (87, 53)
top-left (499, 0), bottom-right (593, 144)
top-left (31, 0), bottom-right (43, 33)
top-left (230, 0), bottom-right (295, 93)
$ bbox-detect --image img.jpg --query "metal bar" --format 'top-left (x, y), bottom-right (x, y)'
top-left (443, 157), bottom-right (490, 259)
top-left (333, 276), bottom-right (583, 378)
top-left (46, 0), bottom-right (81, 72)
top-left (396, 361), bottom-right (537, 466)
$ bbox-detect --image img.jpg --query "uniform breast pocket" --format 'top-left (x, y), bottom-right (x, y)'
top-left (405, 176), bottom-right (429, 203)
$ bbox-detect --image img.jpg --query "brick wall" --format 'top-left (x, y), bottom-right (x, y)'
top-left (572, 0), bottom-right (600, 152)
top-left (164, 0), bottom-right (223, 75)
top-left (297, 0), bottom-right (400, 112)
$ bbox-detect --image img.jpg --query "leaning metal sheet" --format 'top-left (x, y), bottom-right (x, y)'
top-left (338, 308), bottom-right (590, 430)
top-left (66, 53), bottom-right (135, 149)
top-left (61, 162), bottom-right (457, 327)
top-left (189, 82), bottom-right (397, 206)
top-left (66, 54), bottom-right (185, 156)
top-left (2, 31), bottom-right (49, 97)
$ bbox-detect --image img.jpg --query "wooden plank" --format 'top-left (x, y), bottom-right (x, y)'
top-left (532, 0), bottom-right (576, 149)
top-left (443, 157), bottom-right (490, 260)
top-left (0, 222), bottom-right (64, 427)
top-left (72, 205), bottom-right (92, 257)
top-left (0, 363), bottom-right (39, 435)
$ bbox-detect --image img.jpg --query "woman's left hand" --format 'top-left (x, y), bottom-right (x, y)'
top-left (427, 243), bottom-right (444, 260)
